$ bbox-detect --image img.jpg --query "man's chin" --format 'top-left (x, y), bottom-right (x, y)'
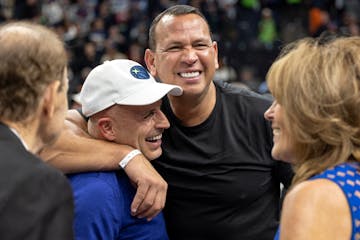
top-left (144, 149), bottom-right (162, 161)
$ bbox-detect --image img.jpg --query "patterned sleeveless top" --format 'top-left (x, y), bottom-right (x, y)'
top-left (274, 162), bottom-right (360, 240)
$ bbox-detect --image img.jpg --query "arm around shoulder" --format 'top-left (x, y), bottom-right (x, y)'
top-left (40, 109), bottom-right (168, 220)
top-left (40, 109), bottom-right (135, 173)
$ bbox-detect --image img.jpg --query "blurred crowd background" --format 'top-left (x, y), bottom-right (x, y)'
top-left (0, 0), bottom-right (359, 108)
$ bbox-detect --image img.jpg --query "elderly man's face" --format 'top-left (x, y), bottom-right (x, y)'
top-left (39, 68), bottom-right (69, 149)
top-left (110, 100), bottom-right (169, 160)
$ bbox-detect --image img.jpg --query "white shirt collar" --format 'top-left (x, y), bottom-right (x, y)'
top-left (9, 127), bottom-right (29, 150)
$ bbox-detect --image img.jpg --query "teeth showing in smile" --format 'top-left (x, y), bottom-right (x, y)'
top-left (273, 129), bottom-right (280, 136)
top-left (146, 134), bottom-right (162, 142)
top-left (179, 72), bottom-right (200, 78)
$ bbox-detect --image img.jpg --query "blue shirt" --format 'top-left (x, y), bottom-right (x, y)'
top-left (68, 171), bottom-right (168, 240)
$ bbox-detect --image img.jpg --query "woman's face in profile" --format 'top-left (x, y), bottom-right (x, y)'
top-left (264, 101), bottom-right (296, 163)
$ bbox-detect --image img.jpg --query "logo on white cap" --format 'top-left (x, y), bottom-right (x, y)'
top-left (130, 65), bottom-right (150, 79)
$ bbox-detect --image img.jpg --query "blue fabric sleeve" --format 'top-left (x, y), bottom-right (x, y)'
top-left (70, 173), bottom-right (122, 240)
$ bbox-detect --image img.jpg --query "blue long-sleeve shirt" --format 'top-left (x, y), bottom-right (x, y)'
top-left (68, 171), bottom-right (168, 240)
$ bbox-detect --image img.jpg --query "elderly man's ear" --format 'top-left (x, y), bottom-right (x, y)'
top-left (41, 80), bottom-right (61, 120)
top-left (97, 117), bottom-right (116, 141)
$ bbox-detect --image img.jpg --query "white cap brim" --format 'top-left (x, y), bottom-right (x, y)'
top-left (114, 82), bottom-right (183, 105)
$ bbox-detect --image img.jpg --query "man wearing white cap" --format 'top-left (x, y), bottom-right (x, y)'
top-left (68, 59), bottom-right (182, 240)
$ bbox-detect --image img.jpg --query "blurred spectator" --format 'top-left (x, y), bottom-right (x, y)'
top-left (13, 0), bottom-right (40, 20)
top-left (127, 41), bottom-right (145, 65)
top-left (258, 8), bottom-right (278, 49)
top-left (87, 17), bottom-right (107, 51)
top-left (214, 56), bottom-right (237, 83)
top-left (106, 25), bottom-right (126, 51)
top-left (73, 41), bottom-right (101, 75)
top-left (42, 0), bottom-right (63, 25)
top-left (100, 39), bottom-right (127, 63)
top-left (0, 4), bottom-right (7, 22)
top-left (239, 66), bottom-right (261, 91)
top-left (344, 0), bottom-right (360, 23)
top-left (67, 0), bottom-right (95, 35)
top-left (69, 41), bottom-right (101, 98)
top-left (308, 6), bottom-right (330, 37)
top-left (2, 0), bottom-right (358, 104)
top-left (240, 0), bottom-right (260, 10)
top-left (339, 11), bottom-right (360, 36)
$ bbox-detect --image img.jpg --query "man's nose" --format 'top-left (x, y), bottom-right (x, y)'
top-left (181, 47), bottom-right (198, 64)
top-left (155, 110), bottom-right (170, 129)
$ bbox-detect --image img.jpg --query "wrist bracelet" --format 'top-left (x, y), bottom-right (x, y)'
top-left (119, 149), bottom-right (142, 169)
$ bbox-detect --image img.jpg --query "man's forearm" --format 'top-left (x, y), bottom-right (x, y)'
top-left (40, 110), bottom-right (134, 173)
top-left (40, 125), bottom-right (136, 173)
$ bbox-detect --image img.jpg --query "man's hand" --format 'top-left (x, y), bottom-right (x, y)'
top-left (125, 154), bottom-right (167, 221)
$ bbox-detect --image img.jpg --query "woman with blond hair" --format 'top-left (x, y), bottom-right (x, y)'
top-left (265, 36), bottom-right (360, 240)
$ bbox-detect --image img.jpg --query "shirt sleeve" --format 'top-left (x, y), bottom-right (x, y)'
top-left (71, 173), bottom-right (122, 240)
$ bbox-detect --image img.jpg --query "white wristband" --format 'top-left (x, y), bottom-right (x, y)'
top-left (119, 150), bottom-right (142, 169)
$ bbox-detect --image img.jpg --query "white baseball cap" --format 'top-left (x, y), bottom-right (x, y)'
top-left (80, 59), bottom-right (183, 117)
